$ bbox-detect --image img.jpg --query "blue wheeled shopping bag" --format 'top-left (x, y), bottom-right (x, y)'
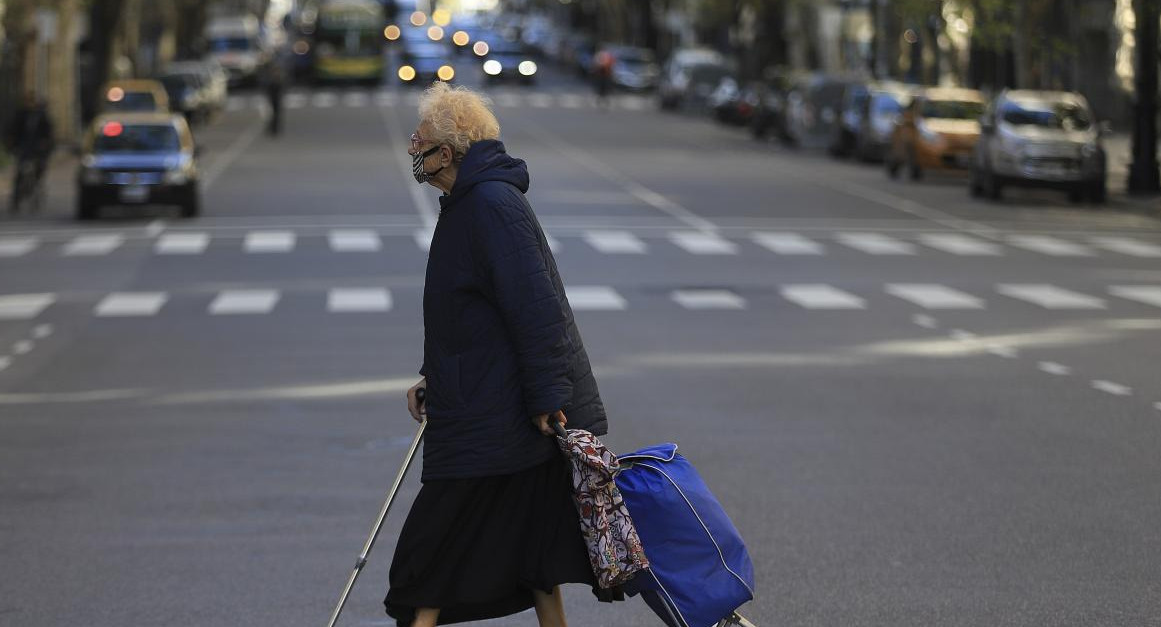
top-left (615, 443), bottom-right (756, 627)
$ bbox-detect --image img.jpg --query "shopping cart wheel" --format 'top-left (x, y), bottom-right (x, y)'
top-left (715, 612), bottom-right (758, 627)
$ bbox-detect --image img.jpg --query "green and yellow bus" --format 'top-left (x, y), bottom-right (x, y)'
top-left (313, 0), bottom-right (386, 84)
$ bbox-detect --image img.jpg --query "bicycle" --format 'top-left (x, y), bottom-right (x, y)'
top-left (8, 154), bottom-right (47, 216)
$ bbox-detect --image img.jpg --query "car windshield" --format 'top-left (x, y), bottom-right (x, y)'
top-left (210, 37), bottom-right (254, 52)
top-left (1002, 101), bottom-right (1092, 130)
top-left (95, 124), bottom-right (181, 153)
top-left (922, 99), bottom-right (984, 120)
top-left (106, 91), bottom-right (158, 112)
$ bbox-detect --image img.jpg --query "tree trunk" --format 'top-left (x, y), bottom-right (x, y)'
top-left (1129, 0), bottom-right (1160, 193)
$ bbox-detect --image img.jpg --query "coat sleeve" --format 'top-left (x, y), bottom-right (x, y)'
top-left (471, 194), bottom-right (572, 416)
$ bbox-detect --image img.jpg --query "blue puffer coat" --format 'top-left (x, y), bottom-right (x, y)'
top-left (419, 139), bottom-right (608, 481)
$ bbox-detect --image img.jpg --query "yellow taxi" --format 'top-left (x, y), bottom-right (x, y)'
top-left (887, 87), bottom-right (986, 180)
top-left (99, 79), bottom-right (171, 114)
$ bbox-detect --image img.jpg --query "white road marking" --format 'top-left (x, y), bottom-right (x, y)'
top-left (328, 288), bottom-right (392, 312)
top-left (155, 232), bottom-right (209, 255)
top-left (1089, 236), bottom-right (1161, 258)
top-left (313, 92), bottom-right (338, 108)
top-left (985, 345), bottom-right (1019, 358)
top-left (886, 284), bottom-right (984, 309)
top-left (33, 324), bottom-right (52, 339)
top-left (751, 232), bottom-right (825, 255)
top-left (0, 356), bottom-right (11, 371)
top-left (12, 341), bottom-right (33, 355)
top-left (244, 231), bottom-right (296, 253)
top-left (495, 93), bottom-right (521, 108)
top-left (1092, 380), bottom-right (1132, 396)
top-left (285, 92), bottom-right (308, 109)
top-left (1007, 234), bottom-right (1094, 257)
top-left (672, 289), bottom-right (747, 310)
top-left (375, 92), bottom-right (397, 107)
top-left (329, 230), bottom-right (382, 252)
top-left (918, 233), bottom-right (1003, 256)
top-left (0, 237), bottom-right (38, 257)
top-left (619, 96), bottom-right (648, 111)
top-left (559, 94), bottom-right (585, 109)
top-left (566, 286), bottom-right (627, 311)
top-left (95, 292), bottom-right (168, 317)
top-left (912, 314), bottom-right (939, 329)
top-left (781, 285), bottom-right (866, 310)
top-left (1154, 402), bottom-right (1161, 412)
top-left (997, 284), bottom-right (1106, 309)
top-left (528, 94), bottom-right (552, 108)
top-left (144, 220), bottom-right (166, 237)
top-left (1108, 286), bottom-right (1161, 308)
top-left (1038, 362), bottom-right (1072, 376)
top-left (344, 92), bottom-right (370, 107)
top-left (201, 114), bottom-right (265, 191)
top-left (414, 228), bottom-right (434, 252)
top-left (62, 234), bottom-right (124, 256)
top-left (0, 294), bottom-right (55, 320)
top-left (949, 329), bottom-right (977, 341)
top-left (836, 232), bottom-right (916, 255)
top-left (583, 231), bottom-right (647, 254)
top-left (669, 232), bottom-right (738, 255)
top-left (209, 290), bottom-right (280, 315)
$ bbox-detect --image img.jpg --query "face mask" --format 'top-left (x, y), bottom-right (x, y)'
top-left (412, 144), bottom-right (445, 184)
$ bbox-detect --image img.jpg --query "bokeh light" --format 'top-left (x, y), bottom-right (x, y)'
top-left (432, 9), bottom-right (451, 26)
top-left (384, 25), bottom-right (401, 40)
top-left (292, 40), bottom-right (310, 55)
top-left (473, 41), bottom-right (489, 56)
top-left (427, 26), bottom-right (445, 41)
top-left (107, 87), bottom-right (125, 102)
top-left (409, 11), bottom-right (426, 26)
top-left (398, 65), bottom-right (416, 81)
top-left (437, 65), bottom-right (455, 81)
top-left (452, 30), bottom-right (470, 46)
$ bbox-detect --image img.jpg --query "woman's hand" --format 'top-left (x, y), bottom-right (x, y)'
top-left (532, 410), bottom-right (567, 436)
top-left (407, 378), bottom-right (427, 422)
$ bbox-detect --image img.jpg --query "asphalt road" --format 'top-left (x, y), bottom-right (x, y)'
top-left (3, 61), bottom-right (1161, 627)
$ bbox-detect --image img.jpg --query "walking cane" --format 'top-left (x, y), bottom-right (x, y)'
top-left (326, 389), bottom-right (426, 627)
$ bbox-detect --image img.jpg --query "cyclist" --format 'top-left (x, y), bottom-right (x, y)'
top-left (5, 92), bottom-right (55, 214)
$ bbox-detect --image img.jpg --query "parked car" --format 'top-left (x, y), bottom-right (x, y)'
top-left (99, 79), bottom-right (170, 114)
top-left (970, 90), bottom-right (1108, 203)
top-left (605, 45), bottom-right (660, 92)
top-left (828, 81), bottom-right (871, 157)
top-left (886, 87), bottom-right (985, 180)
top-left (398, 41), bottom-right (456, 85)
top-left (782, 73), bottom-right (854, 149)
top-left (157, 71), bottom-right (207, 123)
top-left (749, 70), bottom-right (794, 141)
top-left (167, 59), bottom-right (229, 116)
top-left (658, 48), bottom-right (732, 112)
top-left (854, 82), bottom-right (913, 162)
top-left (205, 14), bottom-right (269, 86)
top-left (76, 113), bottom-right (201, 220)
top-left (711, 77), bottom-right (765, 127)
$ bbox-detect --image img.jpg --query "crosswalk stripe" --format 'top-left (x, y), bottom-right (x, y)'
top-left (313, 92), bottom-right (338, 108)
top-left (566, 286), bottom-right (626, 311)
top-left (528, 94), bottom-right (552, 108)
top-left (376, 92), bottom-right (398, 107)
top-left (0, 294), bottom-right (55, 320)
top-left (559, 94), bottom-right (585, 109)
top-left (343, 92), bottom-right (370, 107)
top-left (672, 289), bottom-right (746, 310)
top-left (619, 97), bottom-right (648, 111)
top-left (1089, 237), bottom-right (1161, 258)
top-left (886, 284), bottom-right (984, 309)
top-left (918, 233), bottom-right (1002, 256)
top-left (244, 231), bottom-right (296, 253)
top-left (95, 292), bottom-right (168, 317)
top-left (1108, 286), bottom-right (1161, 308)
top-left (495, 93), bottom-right (521, 108)
top-left (63, 234), bottom-right (124, 256)
top-left (328, 288), bottom-right (392, 312)
top-left (285, 93), bottom-right (308, 109)
top-left (837, 233), bottom-right (916, 255)
top-left (209, 290), bottom-right (280, 315)
top-left (997, 284), bottom-right (1105, 309)
top-left (669, 232), bottom-right (738, 255)
top-left (329, 230), bottom-right (382, 252)
top-left (414, 228), bottom-right (434, 252)
top-left (0, 237), bottom-right (39, 257)
top-left (1007, 235), bottom-right (1094, 257)
top-left (583, 231), bottom-right (647, 254)
top-left (781, 285), bottom-right (866, 309)
top-left (751, 232), bottom-right (824, 255)
top-left (156, 232), bottom-right (209, 255)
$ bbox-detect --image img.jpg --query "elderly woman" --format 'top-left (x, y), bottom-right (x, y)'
top-left (384, 82), bottom-right (610, 627)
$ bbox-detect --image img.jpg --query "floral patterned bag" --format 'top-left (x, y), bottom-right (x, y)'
top-left (554, 427), bottom-right (650, 589)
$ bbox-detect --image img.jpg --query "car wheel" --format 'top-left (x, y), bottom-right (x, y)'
top-left (180, 186), bottom-right (200, 218)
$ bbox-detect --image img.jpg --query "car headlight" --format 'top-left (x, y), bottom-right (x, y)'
top-left (398, 65), bottom-right (416, 81)
top-left (518, 60), bottom-right (537, 76)
top-left (483, 59), bottom-right (502, 75)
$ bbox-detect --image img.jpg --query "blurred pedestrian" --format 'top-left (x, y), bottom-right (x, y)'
top-left (386, 82), bottom-right (614, 627)
top-left (5, 92), bottom-right (55, 213)
top-left (263, 50), bottom-right (288, 136)
top-left (593, 49), bottom-right (614, 109)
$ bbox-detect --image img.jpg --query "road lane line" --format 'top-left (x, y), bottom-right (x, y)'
top-left (669, 232), bottom-right (738, 255)
top-left (583, 231), bottom-right (647, 254)
top-left (781, 285), bottom-right (866, 310)
top-left (329, 230), bottom-right (382, 252)
top-left (566, 286), bottom-right (626, 311)
top-left (886, 284), bottom-right (984, 309)
top-left (997, 284), bottom-right (1106, 309)
top-left (836, 232), bottom-right (916, 255)
top-left (751, 232), bottom-right (825, 255)
top-left (1006, 235), bottom-right (1094, 257)
top-left (918, 233), bottom-right (1003, 256)
top-left (209, 290), bottom-right (280, 315)
top-left (344, 92), bottom-right (370, 107)
top-left (0, 294), bottom-right (55, 320)
top-left (1109, 286), bottom-right (1161, 308)
top-left (155, 232), bottom-right (209, 255)
top-left (62, 234), bottom-right (124, 256)
top-left (0, 237), bottom-right (38, 257)
top-left (313, 92), bottom-right (338, 108)
top-left (328, 288), bottom-right (393, 312)
top-left (244, 231), bottom-right (296, 253)
top-left (1089, 236), bottom-right (1161, 257)
top-left (671, 290), bottom-right (746, 310)
top-left (95, 293), bottom-right (168, 317)
top-left (912, 314), bottom-right (939, 329)
top-left (1092, 380), bottom-right (1132, 396)
top-left (528, 94), bottom-right (552, 108)
top-left (201, 115), bottom-right (265, 191)
top-left (1038, 362), bottom-right (1072, 376)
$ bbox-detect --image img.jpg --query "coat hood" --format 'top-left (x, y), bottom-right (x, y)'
top-left (439, 139), bottom-right (528, 212)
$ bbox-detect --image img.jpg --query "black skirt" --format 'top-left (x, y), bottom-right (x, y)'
top-left (384, 456), bottom-right (604, 626)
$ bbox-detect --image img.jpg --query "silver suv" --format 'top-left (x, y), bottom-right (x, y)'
top-left (970, 90), bottom-right (1108, 203)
